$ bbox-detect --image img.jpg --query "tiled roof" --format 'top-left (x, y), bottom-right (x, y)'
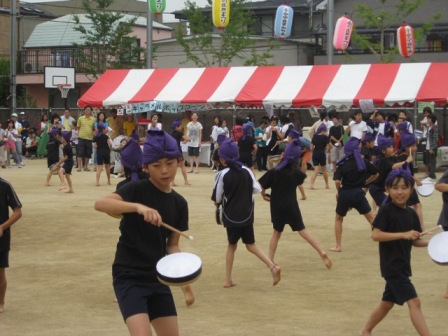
top-left (24, 13), bottom-right (172, 48)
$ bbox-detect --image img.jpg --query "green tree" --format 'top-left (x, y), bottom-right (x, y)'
top-left (175, 0), bottom-right (276, 67)
top-left (72, 0), bottom-right (145, 80)
top-left (350, 0), bottom-right (441, 63)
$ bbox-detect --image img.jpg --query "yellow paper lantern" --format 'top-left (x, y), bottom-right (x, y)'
top-left (212, 0), bottom-right (230, 30)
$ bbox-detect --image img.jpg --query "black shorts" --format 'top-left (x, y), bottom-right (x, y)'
top-left (113, 271), bottom-right (177, 322)
top-left (273, 218), bottom-right (305, 233)
top-left (62, 160), bottom-right (74, 175)
top-left (47, 159), bottom-right (58, 169)
top-left (97, 151), bottom-right (111, 165)
top-left (0, 250), bottom-right (9, 268)
top-left (188, 146), bottom-right (200, 157)
top-left (226, 225), bottom-right (255, 245)
top-left (369, 184), bottom-right (387, 207)
top-left (77, 139), bottom-right (93, 159)
top-left (336, 188), bottom-right (371, 217)
top-left (382, 274), bottom-right (417, 305)
top-left (312, 152), bottom-right (326, 166)
top-left (239, 152), bottom-right (253, 168)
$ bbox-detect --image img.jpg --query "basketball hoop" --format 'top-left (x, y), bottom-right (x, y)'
top-left (57, 84), bottom-right (72, 98)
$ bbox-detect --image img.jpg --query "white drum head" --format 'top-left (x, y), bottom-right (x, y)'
top-left (156, 252), bottom-right (202, 286)
top-left (428, 231), bottom-right (448, 265)
top-left (417, 182), bottom-right (434, 197)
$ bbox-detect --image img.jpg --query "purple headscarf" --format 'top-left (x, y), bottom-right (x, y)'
top-left (336, 137), bottom-right (366, 171)
top-left (241, 124), bottom-right (253, 141)
top-left (396, 122), bottom-right (409, 133)
top-left (142, 130), bottom-right (181, 165)
top-left (217, 133), bottom-right (227, 146)
top-left (121, 139), bottom-right (143, 181)
top-left (314, 123), bottom-right (327, 137)
top-left (400, 131), bottom-right (416, 148)
top-left (377, 133), bottom-right (394, 151)
top-left (171, 119), bottom-right (181, 130)
top-left (97, 123), bottom-right (106, 137)
top-left (288, 129), bottom-right (301, 140)
top-left (218, 138), bottom-right (243, 170)
top-left (362, 132), bottom-right (375, 145)
top-left (61, 131), bottom-right (71, 144)
top-left (49, 127), bottom-right (59, 137)
top-left (129, 130), bottom-right (139, 142)
top-left (276, 139), bottom-right (301, 171)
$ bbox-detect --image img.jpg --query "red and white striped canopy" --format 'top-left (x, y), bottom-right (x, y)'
top-left (78, 62), bottom-right (448, 108)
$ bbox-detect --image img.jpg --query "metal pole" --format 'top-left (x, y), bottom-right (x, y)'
top-left (327, 0), bottom-right (334, 65)
top-left (146, 2), bottom-right (153, 69)
top-left (10, 0), bottom-right (17, 115)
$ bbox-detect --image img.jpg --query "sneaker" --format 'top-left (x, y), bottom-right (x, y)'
top-left (20, 162), bottom-right (25, 166)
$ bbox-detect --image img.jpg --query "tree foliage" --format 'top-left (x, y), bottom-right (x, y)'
top-left (350, 0), bottom-right (441, 63)
top-left (175, 0), bottom-right (276, 67)
top-left (72, 0), bottom-right (145, 80)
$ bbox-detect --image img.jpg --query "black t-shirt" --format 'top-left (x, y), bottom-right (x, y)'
top-left (372, 156), bottom-right (396, 188)
top-left (93, 133), bottom-right (110, 154)
top-left (328, 125), bottom-right (344, 145)
top-left (333, 158), bottom-right (378, 189)
top-left (258, 168), bottom-right (306, 225)
top-left (46, 137), bottom-right (61, 163)
top-left (113, 180), bottom-right (188, 278)
top-left (373, 202), bottom-right (421, 278)
top-left (238, 136), bottom-right (255, 153)
top-left (0, 178), bottom-right (22, 252)
top-left (171, 129), bottom-right (183, 153)
top-left (211, 167), bottom-right (258, 228)
top-left (312, 134), bottom-right (329, 155)
top-left (62, 143), bottom-right (73, 161)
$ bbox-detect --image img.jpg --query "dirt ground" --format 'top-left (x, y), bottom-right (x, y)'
top-left (0, 159), bottom-right (447, 336)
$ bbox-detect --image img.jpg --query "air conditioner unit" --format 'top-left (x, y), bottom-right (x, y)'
top-left (24, 62), bottom-right (37, 73)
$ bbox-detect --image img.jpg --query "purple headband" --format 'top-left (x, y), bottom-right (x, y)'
top-left (337, 137), bottom-right (366, 172)
top-left (61, 131), bottom-right (71, 144)
top-left (377, 133), bottom-right (394, 151)
top-left (171, 119), bottom-right (181, 130)
top-left (142, 130), bottom-right (181, 165)
top-left (218, 138), bottom-right (243, 170)
top-left (396, 122), bottom-right (408, 133)
top-left (241, 124), bottom-right (253, 141)
top-left (400, 131), bottom-right (416, 148)
top-left (383, 163), bottom-right (415, 205)
top-left (121, 139), bottom-right (143, 181)
top-left (276, 139), bottom-right (302, 171)
top-left (314, 123), bottom-right (327, 137)
top-left (129, 130), bottom-right (139, 142)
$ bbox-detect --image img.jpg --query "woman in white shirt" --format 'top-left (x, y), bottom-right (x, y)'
top-left (147, 114), bottom-right (162, 131)
top-left (186, 112), bottom-right (203, 173)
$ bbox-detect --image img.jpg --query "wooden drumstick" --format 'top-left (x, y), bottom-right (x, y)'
top-left (271, 142), bottom-right (279, 151)
top-left (107, 214), bottom-right (194, 240)
top-left (420, 225), bottom-right (442, 236)
top-left (162, 222), bottom-right (194, 241)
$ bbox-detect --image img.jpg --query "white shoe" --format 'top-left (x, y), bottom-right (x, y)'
top-left (20, 162), bottom-right (25, 166)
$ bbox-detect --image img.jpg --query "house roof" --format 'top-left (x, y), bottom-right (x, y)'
top-left (24, 13), bottom-right (172, 48)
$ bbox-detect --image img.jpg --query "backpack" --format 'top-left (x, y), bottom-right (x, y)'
top-left (231, 125), bottom-right (243, 142)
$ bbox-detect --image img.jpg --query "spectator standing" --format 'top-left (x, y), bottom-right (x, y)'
top-left (106, 108), bottom-right (124, 140)
top-left (186, 112), bottom-right (203, 174)
top-left (76, 106), bottom-right (96, 172)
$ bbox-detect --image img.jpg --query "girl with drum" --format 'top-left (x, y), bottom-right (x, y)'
top-left (94, 130), bottom-right (188, 336)
top-left (359, 166), bottom-right (431, 336)
top-left (258, 139), bottom-right (332, 269)
top-left (211, 138), bottom-right (281, 288)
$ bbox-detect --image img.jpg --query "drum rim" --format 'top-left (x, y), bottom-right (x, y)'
top-left (428, 231), bottom-right (448, 265)
top-left (157, 267), bottom-right (202, 286)
top-left (417, 183), bottom-right (434, 197)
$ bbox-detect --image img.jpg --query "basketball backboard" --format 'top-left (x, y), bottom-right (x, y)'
top-left (44, 66), bottom-right (76, 89)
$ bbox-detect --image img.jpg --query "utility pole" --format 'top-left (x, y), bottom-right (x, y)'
top-left (146, 1), bottom-right (153, 69)
top-left (10, 0), bottom-right (17, 114)
top-left (327, 0), bottom-right (334, 65)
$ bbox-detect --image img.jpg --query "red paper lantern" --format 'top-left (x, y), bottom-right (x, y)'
top-left (333, 15), bottom-right (353, 51)
top-left (397, 23), bottom-right (415, 58)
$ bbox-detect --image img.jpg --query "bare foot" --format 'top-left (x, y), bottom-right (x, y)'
top-left (223, 281), bottom-right (236, 288)
top-left (325, 185), bottom-right (330, 189)
top-left (58, 186), bottom-right (66, 191)
top-left (271, 265), bottom-right (281, 286)
top-left (66, 190), bottom-right (74, 193)
top-left (358, 329), bottom-right (372, 336)
top-left (45, 183), bottom-right (50, 186)
top-left (321, 252), bottom-right (333, 269)
top-left (107, 181), bottom-right (111, 185)
top-left (113, 298), bottom-right (118, 303)
top-left (183, 286), bottom-right (195, 307)
top-left (309, 186), bottom-right (316, 190)
top-left (0, 304), bottom-right (4, 313)
top-left (330, 247), bottom-right (342, 252)
top-left (96, 183), bottom-right (100, 186)
top-left (195, 170), bottom-right (199, 174)
top-left (301, 195), bottom-right (307, 200)
top-left (187, 170), bottom-right (194, 173)
top-left (184, 181), bottom-right (191, 186)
